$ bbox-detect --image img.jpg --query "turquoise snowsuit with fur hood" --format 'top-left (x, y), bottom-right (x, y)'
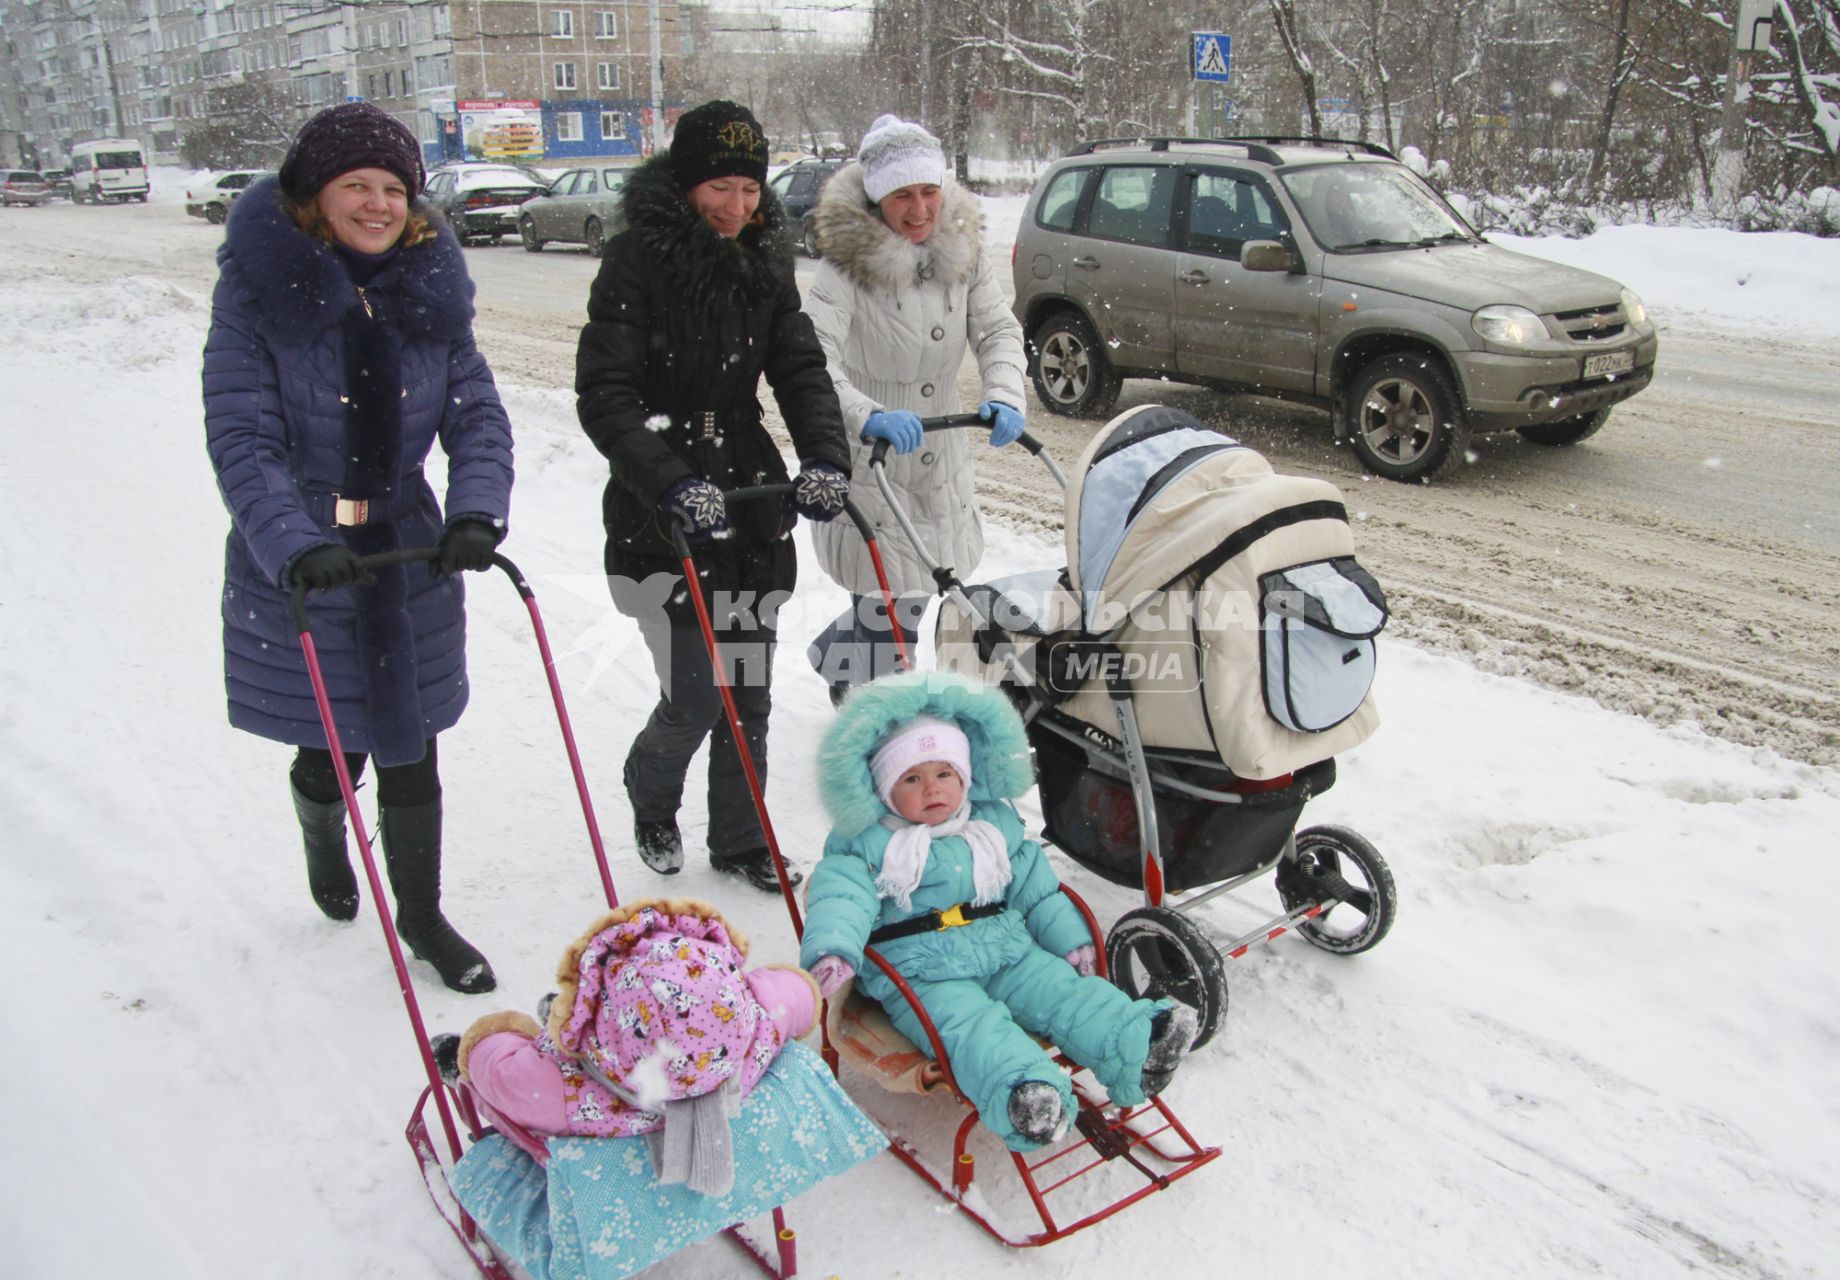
top-left (801, 672), bottom-right (1166, 1149)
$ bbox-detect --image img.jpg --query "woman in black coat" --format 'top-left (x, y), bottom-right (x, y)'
top-left (576, 100), bottom-right (850, 891)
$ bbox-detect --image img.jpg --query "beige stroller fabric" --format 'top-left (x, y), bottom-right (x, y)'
top-left (939, 405), bottom-right (1382, 779)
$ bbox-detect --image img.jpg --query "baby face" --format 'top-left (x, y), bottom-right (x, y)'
top-left (888, 759), bottom-right (965, 826)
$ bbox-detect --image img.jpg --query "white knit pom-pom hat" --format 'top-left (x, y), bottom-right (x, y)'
top-left (859, 114), bottom-right (949, 203)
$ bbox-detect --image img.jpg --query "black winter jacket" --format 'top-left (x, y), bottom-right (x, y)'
top-left (576, 156), bottom-right (848, 617)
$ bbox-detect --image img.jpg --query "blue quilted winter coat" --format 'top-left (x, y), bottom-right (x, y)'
top-left (202, 177), bottom-right (514, 765)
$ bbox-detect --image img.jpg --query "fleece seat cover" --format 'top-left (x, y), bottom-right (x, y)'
top-left (449, 1042), bottom-right (885, 1280)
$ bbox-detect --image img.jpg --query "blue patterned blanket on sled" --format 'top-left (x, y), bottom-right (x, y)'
top-left (449, 1041), bottom-right (886, 1280)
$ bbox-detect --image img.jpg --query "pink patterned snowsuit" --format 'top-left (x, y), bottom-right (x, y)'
top-left (455, 899), bottom-right (819, 1163)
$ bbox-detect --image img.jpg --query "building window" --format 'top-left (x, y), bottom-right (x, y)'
top-left (595, 11), bottom-right (618, 38)
top-left (396, 17), bottom-right (407, 45)
top-left (557, 112), bottom-right (583, 142)
top-left (596, 62), bottom-right (618, 91)
top-left (600, 110), bottom-right (625, 140)
top-left (553, 10), bottom-right (573, 37)
top-left (554, 62), bottom-right (577, 90)
top-left (366, 73), bottom-right (377, 99)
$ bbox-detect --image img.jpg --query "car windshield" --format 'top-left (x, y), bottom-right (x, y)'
top-left (454, 168), bottom-right (545, 192)
top-left (1280, 164), bottom-right (1474, 251)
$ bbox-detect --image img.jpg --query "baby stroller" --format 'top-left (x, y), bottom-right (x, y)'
top-left (874, 405), bottom-right (1399, 1048)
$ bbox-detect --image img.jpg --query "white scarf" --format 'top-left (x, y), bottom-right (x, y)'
top-left (875, 799), bottom-right (1012, 912)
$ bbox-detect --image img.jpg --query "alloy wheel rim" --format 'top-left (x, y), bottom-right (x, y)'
top-left (1041, 332), bottom-right (1090, 403)
top-left (1359, 377), bottom-right (1434, 463)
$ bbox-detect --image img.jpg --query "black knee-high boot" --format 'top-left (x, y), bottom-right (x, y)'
top-left (291, 781), bottom-right (360, 922)
top-left (379, 799), bottom-right (496, 994)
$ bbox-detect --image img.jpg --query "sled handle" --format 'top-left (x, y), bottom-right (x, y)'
top-left (287, 544), bottom-right (527, 631)
top-left (863, 412), bottom-right (1051, 471)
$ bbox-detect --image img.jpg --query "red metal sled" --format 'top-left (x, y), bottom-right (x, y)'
top-left (293, 546), bottom-right (798, 1278)
top-left (667, 483), bottom-right (1220, 1248)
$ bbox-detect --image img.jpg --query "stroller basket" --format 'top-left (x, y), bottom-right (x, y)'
top-left (1030, 711), bottom-right (1335, 894)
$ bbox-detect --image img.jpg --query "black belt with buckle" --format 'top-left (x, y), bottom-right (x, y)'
top-left (867, 900), bottom-right (1007, 946)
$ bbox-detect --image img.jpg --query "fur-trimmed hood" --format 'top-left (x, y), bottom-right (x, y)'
top-left (819, 672), bottom-right (1035, 838)
top-left (618, 153), bottom-right (795, 313)
top-left (812, 163), bottom-right (984, 295)
top-left (216, 175), bottom-right (475, 345)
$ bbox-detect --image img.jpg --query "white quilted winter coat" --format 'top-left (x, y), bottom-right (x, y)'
top-left (804, 165), bottom-right (1026, 597)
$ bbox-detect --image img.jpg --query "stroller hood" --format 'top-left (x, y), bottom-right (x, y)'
top-left (819, 671), bottom-right (1035, 838)
top-left (1065, 404), bottom-right (1341, 632)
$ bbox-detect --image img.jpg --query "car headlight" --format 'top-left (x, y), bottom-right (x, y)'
top-left (1472, 304), bottom-right (1545, 346)
top-left (1620, 287), bottom-right (1647, 326)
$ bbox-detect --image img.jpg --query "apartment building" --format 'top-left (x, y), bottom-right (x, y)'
top-left (0, 0), bottom-right (693, 170)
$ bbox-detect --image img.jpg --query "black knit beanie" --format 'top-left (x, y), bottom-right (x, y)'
top-left (669, 100), bottom-right (769, 191)
top-left (279, 102), bottom-right (426, 202)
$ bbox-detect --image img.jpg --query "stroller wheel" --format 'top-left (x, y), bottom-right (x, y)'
top-left (1105, 906), bottom-right (1228, 1050)
top-left (1277, 825), bottom-right (1397, 956)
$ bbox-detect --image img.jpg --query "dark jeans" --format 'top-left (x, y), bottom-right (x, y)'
top-left (624, 614), bottom-right (776, 859)
top-left (806, 593), bottom-right (927, 693)
top-left (292, 737), bottom-right (440, 807)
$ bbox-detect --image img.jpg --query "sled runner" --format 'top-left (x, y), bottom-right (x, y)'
top-left (293, 546), bottom-right (849, 1279)
top-left (876, 408), bottom-right (1399, 1049)
top-left (667, 484), bottom-right (1220, 1247)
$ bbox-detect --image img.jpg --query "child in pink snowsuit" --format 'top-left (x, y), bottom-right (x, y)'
top-left (441, 898), bottom-right (819, 1194)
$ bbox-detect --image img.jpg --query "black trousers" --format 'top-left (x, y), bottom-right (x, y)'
top-left (292, 737), bottom-right (440, 808)
top-left (623, 614), bottom-right (775, 859)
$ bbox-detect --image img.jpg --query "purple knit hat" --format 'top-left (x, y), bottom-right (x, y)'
top-left (279, 102), bottom-right (425, 201)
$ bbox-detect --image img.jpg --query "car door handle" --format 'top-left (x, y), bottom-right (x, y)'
top-left (1072, 255), bottom-right (1100, 270)
top-left (1179, 269), bottom-right (1211, 285)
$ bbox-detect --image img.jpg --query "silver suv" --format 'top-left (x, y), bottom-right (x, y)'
top-left (1012, 137), bottom-right (1659, 481)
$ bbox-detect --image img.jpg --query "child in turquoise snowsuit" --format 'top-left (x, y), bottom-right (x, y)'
top-left (800, 671), bottom-right (1195, 1150)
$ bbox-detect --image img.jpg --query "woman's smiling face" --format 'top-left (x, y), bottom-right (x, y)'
top-left (316, 167), bottom-right (408, 253)
top-left (878, 183), bottom-right (943, 244)
top-left (688, 176), bottom-right (762, 238)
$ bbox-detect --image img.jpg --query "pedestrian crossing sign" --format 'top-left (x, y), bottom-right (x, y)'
top-left (1194, 33), bottom-right (1232, 83)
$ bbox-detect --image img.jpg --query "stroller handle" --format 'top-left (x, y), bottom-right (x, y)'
top-left (863, 412), bottom-right (1048, 470)
top-left (288, 544), bottom-right (525, 632)
top-left (662, 482), bottom-right (878, 559)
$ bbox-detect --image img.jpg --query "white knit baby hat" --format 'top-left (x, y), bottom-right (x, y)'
top-left (859, 114), bottom-right (949, 203)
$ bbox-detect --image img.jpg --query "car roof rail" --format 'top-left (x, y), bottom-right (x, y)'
top-left (1219, 135), bottom-right (1397, 161)
top-left (1065, 136), bottom-right (1286, 166)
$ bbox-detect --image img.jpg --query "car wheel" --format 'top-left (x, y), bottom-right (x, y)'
top-left (584, 217), bottom-right (606, 258)
top-left (1516, 406), bottom-right (1612, 447)
top-left (518, 216), bottom-right (544, 252)
top-left (205, 203), bottom-right (227, 225)
top-left (801, 216), bottom-right (821, 259)
top-left (1029, 312), bottom-right (1122, 419)
top-left (1344, 352), bottom-right (1469, 482)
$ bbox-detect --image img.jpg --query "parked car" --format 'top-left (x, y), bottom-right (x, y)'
top-left (41, 168), bottom-right (73, 200)
top-left (421, 162), bottom-right (548, 245)
top-left (516, 164), bottom-right (631, 256)
top-left (185, 170), bottom-right (274, 224)
top-left (69, 138), bottom-right (149, 203)
top-left (1, 170), bottom-right (53, 207)
top-left (1011, 137), bottom-right (1659, 482)
top-left (768, 156), bottom-right (847, 258)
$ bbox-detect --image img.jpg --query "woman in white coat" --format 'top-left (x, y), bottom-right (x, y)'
top-left (803, 116), bottom-right (1027, 701)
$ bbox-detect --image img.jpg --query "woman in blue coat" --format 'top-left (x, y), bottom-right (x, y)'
top-left (799, 672), bottom-right (1196, 1149)
top-left (203, 103), bottom-right (514, 993)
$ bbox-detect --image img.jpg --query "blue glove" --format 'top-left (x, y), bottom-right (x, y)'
top-left (792, 459), bottom-right (850, 522)
top-left (660, 476), bottom-right (729, 545)
top-left (862, 409), bottom-right (924, 455)
top-left (980, 399), bottom-right (1025, 447)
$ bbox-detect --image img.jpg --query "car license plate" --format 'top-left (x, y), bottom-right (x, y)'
top-left (1583, 350), bottom-right (1634, 378)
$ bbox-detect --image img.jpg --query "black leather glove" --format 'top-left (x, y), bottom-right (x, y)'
top-left (661, 476), bottom-right (730, 545)
top-left (290, 543), bottom-right (375, 591)
top-left (435, 519), bottom-right (500, 578)
top-left (792, 460), bottom-right (850, 523)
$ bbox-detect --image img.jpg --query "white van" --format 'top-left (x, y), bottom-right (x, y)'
top-left (69, 139), bottom-right (149, 204)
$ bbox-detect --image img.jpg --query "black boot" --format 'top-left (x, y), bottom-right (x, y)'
top-left (635, 819), bottom-right (684, 874)
top-left (1007, 1080), bottom-right (1067, 1145)
top-left (291, 781), bottom-right (359, 922)
top-left (711, 846), bottom-right (801, 893)
top-left (1141, 1004), bottom-right (1199, 1097)
top-left (380, 799), bottom-right (496, 994)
